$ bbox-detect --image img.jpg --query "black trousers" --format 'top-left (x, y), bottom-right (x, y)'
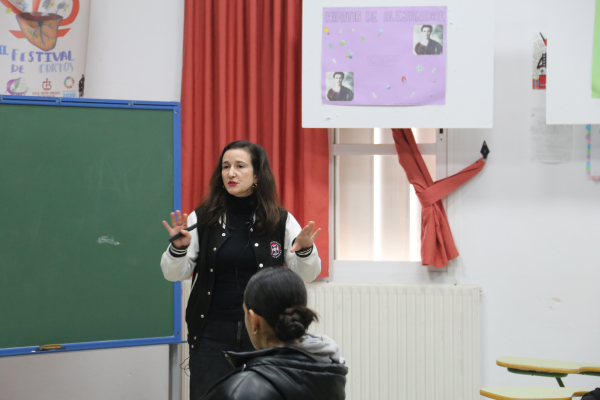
top-left (189, 320), bottom-right (255, 400)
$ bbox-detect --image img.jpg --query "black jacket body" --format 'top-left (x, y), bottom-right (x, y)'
top-left (201, 347), bottom-right (348, 400)
top-left (186, 208), bottom-right (288, 347)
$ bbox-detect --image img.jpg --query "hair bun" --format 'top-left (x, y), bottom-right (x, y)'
top-left (274, 306), bottom-right (319, 342)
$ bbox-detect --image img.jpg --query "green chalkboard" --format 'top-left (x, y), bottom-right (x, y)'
top-left (0, 98), bottom-right (181, 355)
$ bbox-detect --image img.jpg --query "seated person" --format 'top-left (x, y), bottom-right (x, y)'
top-left (201, 267), bottom-right (348, 400)
top-left (327, 71), bottom-right (354, 101)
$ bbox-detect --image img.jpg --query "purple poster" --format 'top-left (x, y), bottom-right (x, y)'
top-left (322, 7), bottom-right (447, 106)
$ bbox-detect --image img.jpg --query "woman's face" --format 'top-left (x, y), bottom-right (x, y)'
top-left (221, 148), bottom-right (257, 197)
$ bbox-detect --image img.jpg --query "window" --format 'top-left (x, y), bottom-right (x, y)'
top-left (328, 128), bottom-right (450, 281)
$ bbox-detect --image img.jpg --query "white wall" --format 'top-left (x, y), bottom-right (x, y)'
top-left (0, 1), bottom-right (184, 399)
top-left (448, 0), bottom-right (600, 391)
top-left (85, 0), bottom-right (184, 102)
top-left (327, 0), bottom-right (600, 393)
top-left (0, 346), bottom-right (170, 400)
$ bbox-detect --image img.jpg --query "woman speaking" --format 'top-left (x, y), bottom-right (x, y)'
top-left (160, 141), bottom-right (321, 399)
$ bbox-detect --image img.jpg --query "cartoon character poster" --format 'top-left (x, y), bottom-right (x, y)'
top-left (321, 6), bottom-right (447, 106)
top-left (0, 0), bottom-right (90, 98)
top-left (532, 32), bottom-right (547, 90)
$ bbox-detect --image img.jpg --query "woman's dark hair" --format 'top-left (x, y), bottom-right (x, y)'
top-left (198, 141), bottom-right (283, 235)
top-left (245, 268), bottom-right (319, 342)
top-left (421, 24), bottom-right (433, 32)
top-left (333, 71), bottom-right (345, 80)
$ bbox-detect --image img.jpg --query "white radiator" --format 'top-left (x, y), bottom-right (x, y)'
top-left (178, 282), bottom-right (480, 400)
top-left (306, 283), bottom-right (481, 400)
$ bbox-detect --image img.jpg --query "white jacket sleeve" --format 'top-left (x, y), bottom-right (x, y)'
top-left (160, 211), bottom-right (199, 282)
top-left (283, 213), bottom-right (321, 282)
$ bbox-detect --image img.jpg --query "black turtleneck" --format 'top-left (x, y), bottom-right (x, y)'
top-left (207, 192), bottom-right (257, 322)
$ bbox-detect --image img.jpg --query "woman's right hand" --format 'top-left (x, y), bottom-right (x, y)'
top-left (162, 210), bottom-right (192, 249)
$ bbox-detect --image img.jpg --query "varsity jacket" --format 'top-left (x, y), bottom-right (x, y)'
top-left (160, 209), bottom-right (321, 346)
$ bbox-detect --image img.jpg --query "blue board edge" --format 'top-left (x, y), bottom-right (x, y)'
top-left (173, 103), bottom-right (183, 345)
top-left (0, 96), bottom-right (185, 357)
top-left (0, 336), bottom-right (185, 357)
top-left (0, 94), bottom-right (179, 109)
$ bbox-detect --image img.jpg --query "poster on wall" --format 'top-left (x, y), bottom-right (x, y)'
top-left (321, 6), bottom-right (447, 106)
top-left (0, 0), bottom-right (90, 98)
top-left (532, 32), bottom-right (547, 90)
top-left (530, 107), bottom-right (571, 163)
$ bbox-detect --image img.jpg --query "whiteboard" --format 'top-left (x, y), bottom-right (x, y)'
top-left (547, 0), bottom-right (600, 124)
top-left (302, 0), bottom-right (494, 128)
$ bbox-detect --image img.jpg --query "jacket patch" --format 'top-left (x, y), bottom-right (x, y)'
top-left (270, 241), bottom-right (282, 258)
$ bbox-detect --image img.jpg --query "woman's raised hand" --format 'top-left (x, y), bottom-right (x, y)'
top-left (290, 221), bottom-right (321, 253)
top-left (162, 210), bottom-right (192, 249)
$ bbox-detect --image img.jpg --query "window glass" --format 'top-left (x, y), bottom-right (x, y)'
top-left (333, 127), bottom-right (439, 262)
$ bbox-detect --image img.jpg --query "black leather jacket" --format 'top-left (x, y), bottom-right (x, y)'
top-left (201, 347), bottom-right (348, 400)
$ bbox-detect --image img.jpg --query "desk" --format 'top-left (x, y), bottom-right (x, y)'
top-left (480, 387), bottom-right (591, 400)
top-left (497, 357), bottom-right (600, 387)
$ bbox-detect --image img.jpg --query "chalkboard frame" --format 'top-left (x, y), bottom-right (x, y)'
top-left (0, 95), bottom-right (184, 357)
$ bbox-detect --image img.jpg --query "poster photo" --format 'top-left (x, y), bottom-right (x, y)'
top-left (0, 0), bottom-right (91, 98)
top-left (321, 6), bottom-right (447, 106)
top-left (413, 24), bottom-right (444, 55)
top-left (325, 71), bottom-right (355, 101)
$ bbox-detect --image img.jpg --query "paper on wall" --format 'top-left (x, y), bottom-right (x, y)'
top-left (0, 0), bottom-right (91, 98)
top-left (530, 107), bottom-right (572, 163)
top-left (532, 32), bottom-right (547, 90)
top-left (321, 6), bottom-right (447, 106)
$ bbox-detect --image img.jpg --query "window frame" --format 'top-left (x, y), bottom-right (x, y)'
top-left (325, 128), bottom-right (459, 284)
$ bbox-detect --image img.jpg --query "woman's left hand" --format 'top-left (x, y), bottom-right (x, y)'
top-left (290, 221), bottom-right (321, 253)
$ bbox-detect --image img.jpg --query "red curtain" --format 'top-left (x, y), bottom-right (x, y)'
top-left (181, 0), bottom-right (330, 276)
top-left (392, 128), bottom-right (485, 268)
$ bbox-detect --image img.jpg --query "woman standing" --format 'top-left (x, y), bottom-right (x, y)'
top-left (160, 141), bottom-right (321, 399)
